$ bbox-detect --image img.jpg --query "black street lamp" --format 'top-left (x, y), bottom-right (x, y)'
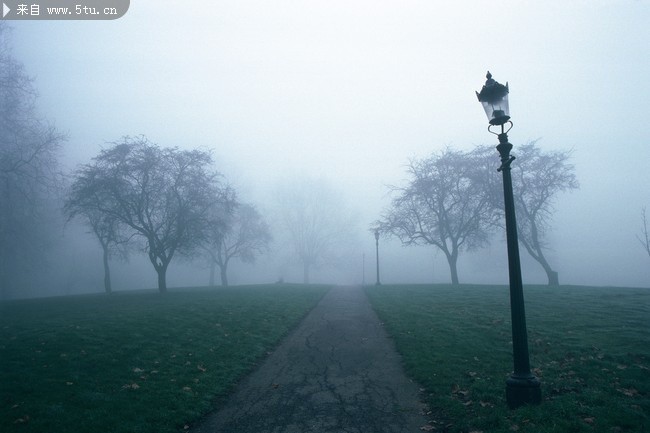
top-left (476, 71), bottom-right (541, 409)
top-left (374, 229), bottom-right (381, 286)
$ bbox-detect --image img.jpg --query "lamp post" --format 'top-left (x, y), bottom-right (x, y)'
top-left (374, 229), bottom-right (381, 286)
top-left (476, 71), bottom-right (541, 409)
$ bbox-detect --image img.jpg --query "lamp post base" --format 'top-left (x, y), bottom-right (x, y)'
top-left (506, 375), bottom-right (542, 409)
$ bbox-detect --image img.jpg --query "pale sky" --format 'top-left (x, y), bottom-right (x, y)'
top-left (9, 0), bottom-right (650, 287)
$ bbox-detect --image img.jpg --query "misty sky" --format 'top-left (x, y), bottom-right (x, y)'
top-left (9, 0), bottom-right (650, 288)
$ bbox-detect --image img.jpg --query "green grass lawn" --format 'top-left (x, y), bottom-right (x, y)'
top-left (0, 284), bottom-right (329, 433)
top-left (366, 284), bottom-right (650, 433)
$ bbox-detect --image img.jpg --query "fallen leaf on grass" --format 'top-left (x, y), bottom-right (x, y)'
top-left (420, 425), bottom-right (436, 431)
top-left (13, 415), bottom-right (29, 424)
top-left (510, 425), bottom-right (519, 431)
top-left (583, 417), bottom-right (595, 424)
top-left (197, 364), bottom-right (207, 372)
top-left (455, 390), bottom-right (470, 398)
top-left (182, 386), bottom-right (192, 392)
top-left (133, 367), bottom-right (144, 373)
top-left (618, 388), bottom-right (638, 397)
top-left (122, 383), bottom-right (140, 390)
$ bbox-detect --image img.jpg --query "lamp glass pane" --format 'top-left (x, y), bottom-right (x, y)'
top-left (481, 94), bottom-right (509, 125)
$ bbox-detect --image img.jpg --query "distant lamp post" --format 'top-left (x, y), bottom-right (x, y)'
top-left (476, 71), bottom-right (541, 409)
top-left (374, 229), bottom-right (381, 286)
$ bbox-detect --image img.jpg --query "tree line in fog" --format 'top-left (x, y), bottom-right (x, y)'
top-left (374, 144), bottom-right (578, 286)
top-left (7, 21), bottom-right (648, 299)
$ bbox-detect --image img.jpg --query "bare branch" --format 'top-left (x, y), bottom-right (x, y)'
top-left (376, 147), bottom-right (496, 285)
top-left (637, 207), bottom-right (650, 258)
top-left (65, 137), bottom-right (234, 292)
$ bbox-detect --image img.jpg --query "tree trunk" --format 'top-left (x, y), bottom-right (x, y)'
top-left (448, 257), bottom-right (459, 285)
top-left (535, 243), bottom-right (559, 286)
top-left (520, 237), bottom-right (559, 287)
top-left (149, 249), bottom-right (169, 293)
top-left (303, 262), bottom-right (310, 284)
top-left (546, 269), bottom-right (559, 286)
top-left (521, 218), bottom-right (559, 286)
top-left (219, 263), bottom-right (228, 286)
top-left (156, 265), bottom-right (168, 293)
top-left (102, 245), bottom-right (112, 294)
top-left (209, 261), bottom-right (216, 286)
top-left (444, 250), bottom-right (459, 285)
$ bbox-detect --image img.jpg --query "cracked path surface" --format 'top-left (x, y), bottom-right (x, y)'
top-left (190, 285), bottom-right (429, 433)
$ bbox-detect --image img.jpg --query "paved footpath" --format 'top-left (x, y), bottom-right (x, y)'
top-left (190, 285), bottom-right (430, 433)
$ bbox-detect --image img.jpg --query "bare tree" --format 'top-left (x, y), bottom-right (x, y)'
top-left (275, 177), bottom-right (357, 284)
top-left (637, 207), bottom-right (650, 260)
top-left (489, 141), bottom-right (578, 286)
top-left (67, 136), bottom-right (234, 293)
top-left (377, 148), bottom-right (497, 285)
top-left (64, 188), bottom-right (130, 294)
top-left (203, 203), bottom-right (271, 286)
top-left (0, 23), bottom-right (65, 298)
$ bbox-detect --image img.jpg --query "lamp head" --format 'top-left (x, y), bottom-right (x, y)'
top-left (476, 71), bottom-right (510, 126)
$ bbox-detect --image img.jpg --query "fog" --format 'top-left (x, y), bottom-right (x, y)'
top-left (6, 0), bottom-right (650, 296)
